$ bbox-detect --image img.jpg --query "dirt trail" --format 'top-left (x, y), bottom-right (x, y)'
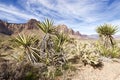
top-left (72, 59), bottom-right (120, 80)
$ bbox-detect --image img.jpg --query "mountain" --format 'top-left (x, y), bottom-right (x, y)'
top-left (87, 34), bottom-right (120, 39)
top-left (87, 34), bottom-right (99, 39)
top-left (56, 24), bottom-right (81, 36)
top-left (0, 19), bottom-right (39, 35)
top-left (0, 19), bottom-right (83, 38)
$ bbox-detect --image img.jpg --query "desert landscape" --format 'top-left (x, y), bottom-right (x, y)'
top-left (0, 19), bottom-right (120, 80)
top-left (0, 0), bottom-right (120, 80)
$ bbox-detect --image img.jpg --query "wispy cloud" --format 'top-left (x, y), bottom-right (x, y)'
top-left (0, 4), bottom-right (40, 22)
top-left (0, 0), bottom-right (120, 34)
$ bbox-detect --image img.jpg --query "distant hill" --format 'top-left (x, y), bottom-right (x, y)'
top-left (0, 19), bottom-right (88, 39)
top-left (88, 34), bottom-right (99, 39)
top-left (86, 34), bottom-right (120, 40)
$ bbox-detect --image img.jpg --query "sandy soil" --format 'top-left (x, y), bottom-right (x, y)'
top-left (72, 59), bottom-right (120, 80)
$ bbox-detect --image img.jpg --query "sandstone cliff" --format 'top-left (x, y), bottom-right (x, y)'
top-left (56, 24), bottom-right (81, 36)
top-left (0, 19), bottom-right (82, 38)
top-left (0, 19), bottom-right (39, 35)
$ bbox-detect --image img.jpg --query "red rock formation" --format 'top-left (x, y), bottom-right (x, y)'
top-left (0, 20), bottom-right (12, 35)
top-left (0, 19), bottom-right (82, 38)
top-left (0, 19), bottom-right (39, 35)
top-left (75, 31), bottom-right (81, 36)
top-left (56, 24), bottom-right (81, 36)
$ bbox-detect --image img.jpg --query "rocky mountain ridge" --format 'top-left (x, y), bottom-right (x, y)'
top-left (0, 19), bottom-right (83, 38)
top-left (56, 24), bottom-right (81, 36)
top-left (0, 19), bottom-right (39, 35)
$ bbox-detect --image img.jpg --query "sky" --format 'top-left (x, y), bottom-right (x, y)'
top-left (0, 0), bottom-right (120, 35)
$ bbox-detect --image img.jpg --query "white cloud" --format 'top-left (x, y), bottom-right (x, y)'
top-left (0, 4), bottom-right (40, 21)
top-left (20, 0), bottom-right (103, 22)
top-left (1, 0), bottom-right (120, 34)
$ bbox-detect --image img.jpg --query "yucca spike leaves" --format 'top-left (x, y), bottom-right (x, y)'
top-left (56, 32), bottom-right (68, 46)
top-left (37, 19), bottom-right (55, 34)
top-left (96, 24), bottom-right (118, 47)
top-left (54, 32), bottom-right (69, 52)
top-left (14, 33), bottom-right (38, 47)
top-left (13, 33), bottom-right (40, 63)
top-left (96, 24), bottom-right (118, 36)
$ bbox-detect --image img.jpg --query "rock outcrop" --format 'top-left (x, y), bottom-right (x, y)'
top-left (0, 19), bottom-right (39, 35)
top-left (56, 24), bottom-right (81, 36)
top-left (0, 19), bottom-right (82, 38)
top-left (0, 20), bottom-right (12, 35)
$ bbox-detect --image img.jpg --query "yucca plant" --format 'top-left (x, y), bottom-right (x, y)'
top-left (14, 34), bottom-right (37, 47)
top-left (37, 19), bottom-right (56, 35)
top-left (96, 24), bottom-right (118, 48)
top-left (54, 32), bottom-right (69, 52)
top-left (36, 19), bottom-right (70, 79)
top-left (13, 34), bottom-right (40, 63)
top-left (37, 19), bottom-right (56, 53)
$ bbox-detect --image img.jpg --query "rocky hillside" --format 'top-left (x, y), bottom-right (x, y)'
top-left (0, 19), bottom-right (39, 35)
top-left (56, 24), bottom-right (81, 36)
top-left (0, 19), bottom-right (83, 38)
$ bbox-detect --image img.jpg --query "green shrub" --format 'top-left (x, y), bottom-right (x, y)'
top-left (98, 44), bottom-right (120, 58)
top-left (64, 40), bottom-right (102, 67)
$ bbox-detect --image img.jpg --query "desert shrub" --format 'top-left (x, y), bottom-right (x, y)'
top-left (0, 40), bottom-right (12, 53)
top-left (80, 43), bottom-right (101, 66)
top-left (97, 44), bottom-right (120, 58)
top-left (0, 60), bottom-right (47, 80)
top-left (67, 40), bottom-right (102, 67)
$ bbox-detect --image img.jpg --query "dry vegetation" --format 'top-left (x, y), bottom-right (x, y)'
top-left (0, 19), bottom-right (120, 80)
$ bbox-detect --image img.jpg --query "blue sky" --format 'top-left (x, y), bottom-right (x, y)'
top-left (0, 0), bottom-right (120, 34)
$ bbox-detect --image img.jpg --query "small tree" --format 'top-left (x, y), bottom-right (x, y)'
top-left (96, 24), bottom-right (118, 48)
